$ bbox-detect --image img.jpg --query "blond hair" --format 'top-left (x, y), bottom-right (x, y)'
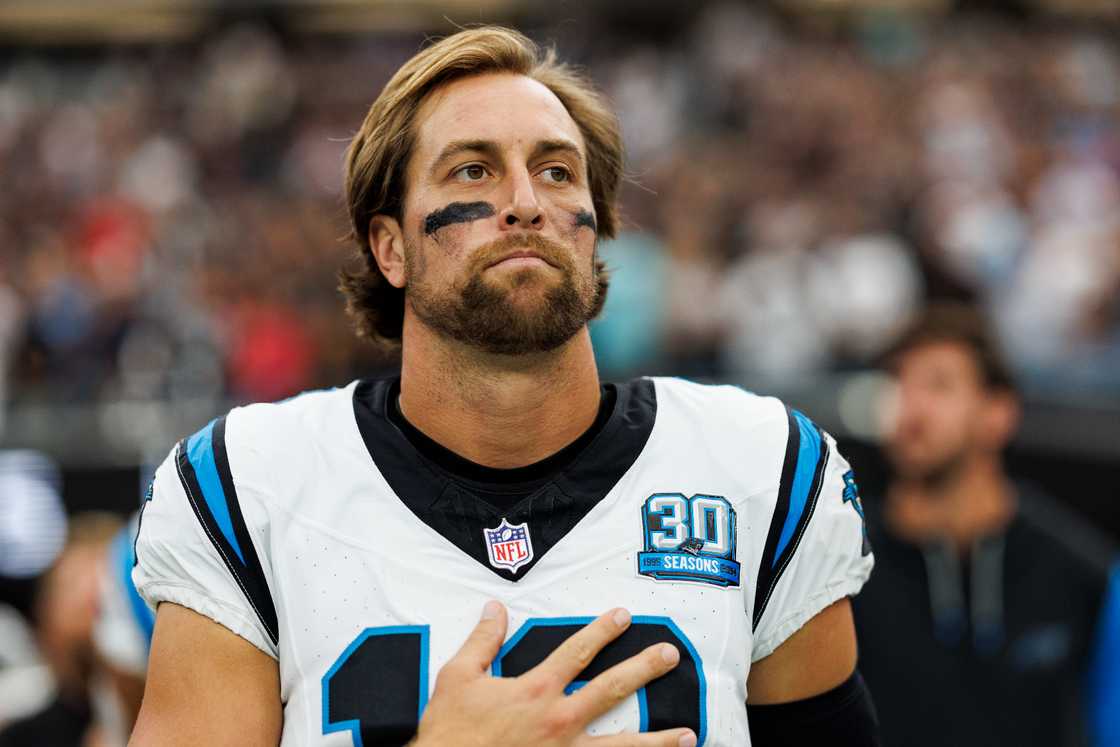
top-left (340, 26), bottom-right (622, 345)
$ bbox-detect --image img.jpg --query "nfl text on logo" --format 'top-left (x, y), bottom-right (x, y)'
top-left (483, 518), bottom-right (534, 574)
top-left (638, 493), bottom-right (741, 587)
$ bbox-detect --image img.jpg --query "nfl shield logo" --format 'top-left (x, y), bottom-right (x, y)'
top-left (483, 518), bottom-right (534, 573)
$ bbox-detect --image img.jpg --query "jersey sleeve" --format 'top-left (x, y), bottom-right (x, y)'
top-left (132, 415), bottom-right (279, 659)
top-left (750, 408), bottom-right (874, 662)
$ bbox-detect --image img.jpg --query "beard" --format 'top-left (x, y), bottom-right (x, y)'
top-left (889, 439), bottom-right (971, 491)
top-left (405, 233), bottom-right (600, 356)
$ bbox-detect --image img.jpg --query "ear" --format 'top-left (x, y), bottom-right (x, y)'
top-left (368, 215), bottom-right (407, 289)
top-left (980, 391), bottom-right (1020, 451)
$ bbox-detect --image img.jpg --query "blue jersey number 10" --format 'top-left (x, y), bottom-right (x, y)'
top-left (322, 615), bottom-right (706, 746)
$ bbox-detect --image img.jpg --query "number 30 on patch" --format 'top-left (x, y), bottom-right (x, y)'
top-left (638, 493), bottom-right (741, 587)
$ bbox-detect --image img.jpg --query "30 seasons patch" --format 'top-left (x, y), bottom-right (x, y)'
top-left (638, 493), bottom-right (741, 587)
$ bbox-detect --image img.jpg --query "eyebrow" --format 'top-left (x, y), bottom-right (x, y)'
top-left (429, 138), bottom-right (585, 175)
top-left (430, 140), bottom-right (501, 174)
top-left (529, 139), bottom-right (585, 165)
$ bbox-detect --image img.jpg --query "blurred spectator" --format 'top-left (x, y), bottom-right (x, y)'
top-left (852, 305), bottom-right (1119, 747)
top-left (0, 512), bottom-right (121, 747)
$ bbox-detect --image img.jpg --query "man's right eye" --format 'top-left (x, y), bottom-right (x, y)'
top-left (454, 164), bottom-right (487, 182)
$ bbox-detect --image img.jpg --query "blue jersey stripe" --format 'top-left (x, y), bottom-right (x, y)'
top-left (1087, 562), bottom-right (1120, 746)
top-left (186, 419), bottom-right (246, 565)
top-left (115, 526), bottom-right (155, 644)
top-left (174, 416), bottom-right (279, 645)
top-left (752, 407), bottom-right (830, 631)
top-left (772, 411), bottom-right (822, 568)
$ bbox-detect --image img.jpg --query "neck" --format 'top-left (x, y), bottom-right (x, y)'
top-left (886, 455), bottom-right (1016, 553)
top-left (397, 314), bottom-right (602, 469)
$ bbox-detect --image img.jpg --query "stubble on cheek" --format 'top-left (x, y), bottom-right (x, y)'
top-left (404, 204), bottom-right (478, 283)
top-left (557, 207), bottom-right (598, 274)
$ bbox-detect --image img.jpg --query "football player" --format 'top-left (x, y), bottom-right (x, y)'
top-left (130, 27), bottom-right (878, 746)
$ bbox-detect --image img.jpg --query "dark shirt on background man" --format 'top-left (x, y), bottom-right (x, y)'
top-left (854, 486), bottom-right (1119, 747)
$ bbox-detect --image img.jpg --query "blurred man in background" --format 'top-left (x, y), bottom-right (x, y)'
top-left (0, 507), bottom-right (153, 747)
top-left (0, 512), bottom-right (120, 747)
top-left (853, 304), bottom-right (1120, 747)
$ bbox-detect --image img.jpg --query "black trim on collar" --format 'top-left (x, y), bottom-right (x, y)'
top-left (353, 377), bottom-right (657, 581)
top-left (387, 380), bottom-right (617, 491)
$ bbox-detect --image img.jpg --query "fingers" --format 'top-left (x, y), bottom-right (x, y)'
top-left (440, 600), bottom-right (508, 684)
top-left (534, 608), bottom-right (633, 687)
top-left (568, 642), bottom-right (681, 721)
top-left (584, 728), bottom-right (698, 747)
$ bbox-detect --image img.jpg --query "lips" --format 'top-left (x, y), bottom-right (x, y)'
top-left (486, 250), bottom-right (556, 269)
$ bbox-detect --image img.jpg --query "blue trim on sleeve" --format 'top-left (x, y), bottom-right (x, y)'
top-left (1087, 561), bottom-right (1120, 747)
top-left (186, 419), bottom-right (246, 565)
top-left (752, 407), bottom-right (830, 631)
top-left (772, 411), bottom-right (822, 568)
top-left (173, 416), bottom-right (279, 646)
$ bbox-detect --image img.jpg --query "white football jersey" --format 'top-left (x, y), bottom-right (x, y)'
top-left (133, 376), bottom-right (873, 746)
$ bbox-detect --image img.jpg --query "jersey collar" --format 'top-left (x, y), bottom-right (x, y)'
top-left (352, 376), bottom-right (657, 581)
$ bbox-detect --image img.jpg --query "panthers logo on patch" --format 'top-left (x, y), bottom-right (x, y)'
top-left (638, 493), bottom-right (741, 587)
top-left (842, 470), bottom-right (872, 557)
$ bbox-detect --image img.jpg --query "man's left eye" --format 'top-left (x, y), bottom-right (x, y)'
top-left (542, 166), bottom-right (570, 183)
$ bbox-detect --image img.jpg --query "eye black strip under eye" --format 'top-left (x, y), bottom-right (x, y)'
top-left (574, 210), bottom-right (596, 231)
top-left (423, 202), bottom-right (496, 235)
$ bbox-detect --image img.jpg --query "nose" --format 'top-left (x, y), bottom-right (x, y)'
top-left (893, 385), bottom-right (935, 434)
top-left (498, 168), bottom-right (544, 231)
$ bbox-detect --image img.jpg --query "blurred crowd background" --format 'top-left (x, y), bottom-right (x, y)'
top-left (0, 0), bottom-right (1118, 744)
top-left (3, 1), bottom-right (1120, 415)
